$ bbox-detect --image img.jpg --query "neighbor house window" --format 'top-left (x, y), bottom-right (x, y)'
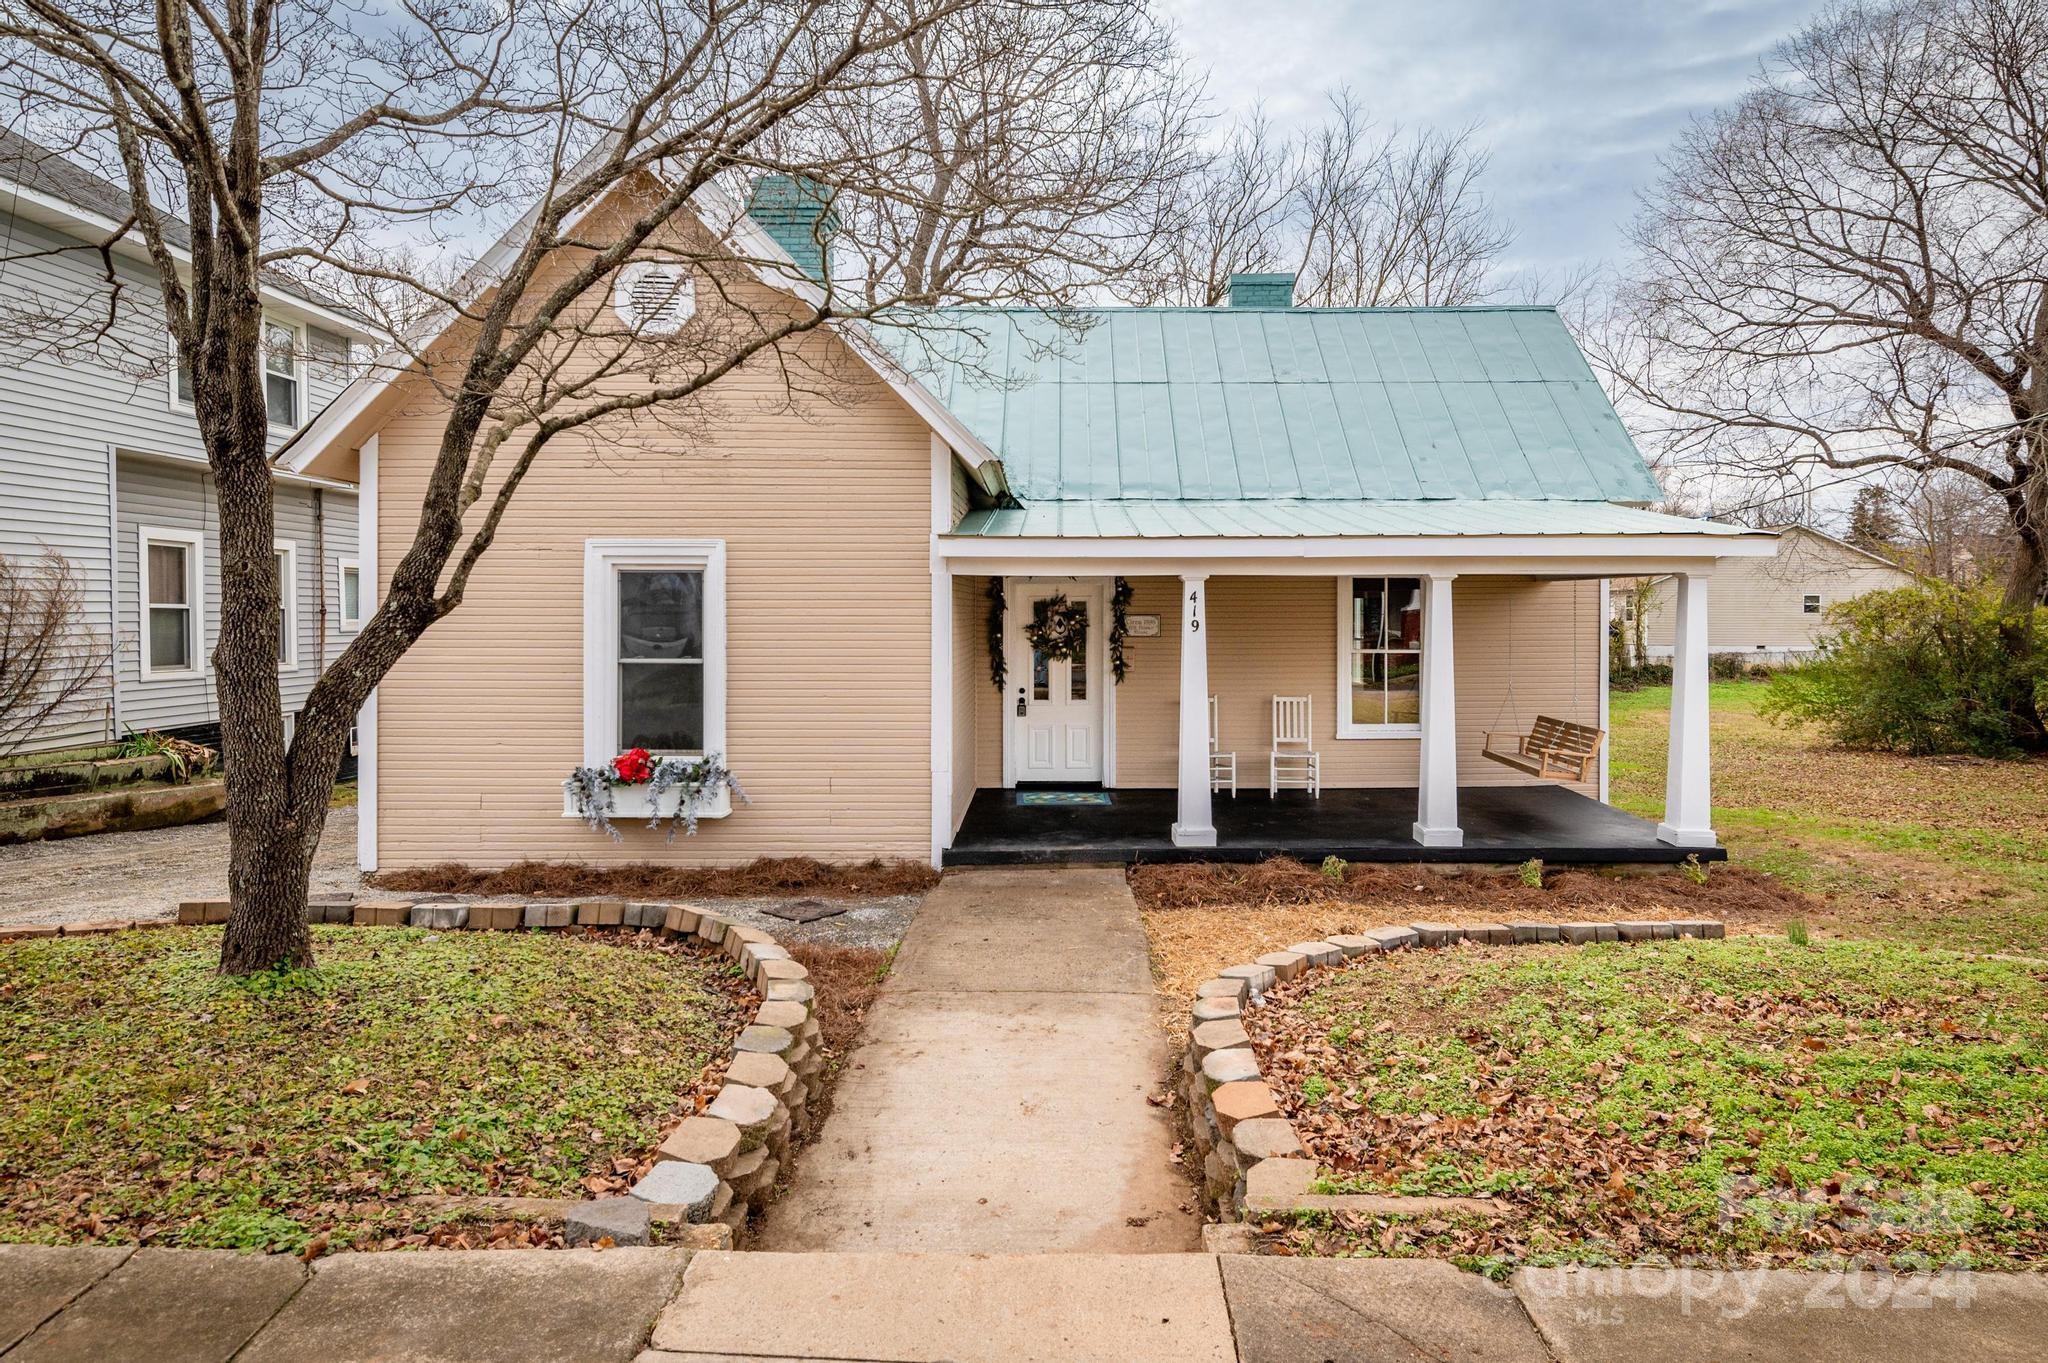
top-left (1338, 576), bottom-right (1424, 736)
top-left (275, 541), bottom-right (298, 668)
top-left (582, 539), bottom-right (726, 767)
top-left (337, 559), bottom-right (362, 630)
top-left (168, 316), bottom-right (306, 425)
top-left (140, 527), bottom-right (203, 678)
top-left (264, 320), bottom-right (301, 426)
top-left (1802, 593), bottom-right (1822, 615)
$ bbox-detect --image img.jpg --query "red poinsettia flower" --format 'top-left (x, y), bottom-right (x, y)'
top-left (611, 747), bottom-right (655, 784)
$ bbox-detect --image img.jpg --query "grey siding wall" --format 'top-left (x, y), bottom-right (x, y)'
top-left (114, 456), bottom-right (357, 735)
top-left (1, 206), bottom-right (354, 751)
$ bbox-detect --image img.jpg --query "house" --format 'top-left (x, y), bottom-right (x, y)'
top-left (1619, 526), bottom-right (1913, 665)
top-left (284, 174), bottom-right (1777, 872)
top-left (0, 130), bottom-right (382, 756)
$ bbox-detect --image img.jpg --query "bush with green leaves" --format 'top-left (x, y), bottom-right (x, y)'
top-left (1761, 584), bottom-right (2047, 757)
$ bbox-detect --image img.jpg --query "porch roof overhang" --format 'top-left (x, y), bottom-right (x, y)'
top-left (940, 498), bottom-right (1776, 576)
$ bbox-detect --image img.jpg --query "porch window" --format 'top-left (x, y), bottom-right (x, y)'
top-left (582, 539), bottom-right (726, 767)
top-left (1338, 576), bottom-right (1424, 737)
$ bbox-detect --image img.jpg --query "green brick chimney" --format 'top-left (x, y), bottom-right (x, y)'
top-left (745, 174), bottom-right (840, 282)
top-left (1227, 272), bottom-right (1296, 308)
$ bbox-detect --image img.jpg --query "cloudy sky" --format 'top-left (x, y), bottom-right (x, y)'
top-left (1163, 0), bottom-right (1830, 281)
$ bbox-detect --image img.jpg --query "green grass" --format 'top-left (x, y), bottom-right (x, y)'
top-left (1258, 939), bottom-right (2048, 1269)
top-left (1607, 680), bottom-right (2048, 953)
top-left (0, 927), bottom-right (746, 1253)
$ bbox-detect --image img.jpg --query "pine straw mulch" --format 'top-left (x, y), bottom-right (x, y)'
top-left (1136, 858), bottom-right (1816, 1002)
top-left (1237, 939), bottom-right (2048, 1270)
top-left (367, 855), bottom-right (940, 900)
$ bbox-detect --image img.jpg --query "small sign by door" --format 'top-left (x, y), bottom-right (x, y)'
top-left (1126, 614), bottom-right (1160, 637)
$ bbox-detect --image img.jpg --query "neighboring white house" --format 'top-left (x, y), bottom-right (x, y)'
top-left (0, 129), bottom-right (383, 755)
top-left (1621, 525), bottom-right (1914, 664)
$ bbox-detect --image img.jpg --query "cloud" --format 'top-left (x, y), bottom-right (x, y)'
top-left (1162, 0), bottom-right (1828, 274)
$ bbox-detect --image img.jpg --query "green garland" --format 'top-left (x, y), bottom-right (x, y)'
top-left (1109, 577), bottom-right (1133, 683)
top-left (986, 577), bottom-right (1006, 688)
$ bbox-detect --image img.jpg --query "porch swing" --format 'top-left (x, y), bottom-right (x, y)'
top-left (1479, 586), bottom-right (1608, 784)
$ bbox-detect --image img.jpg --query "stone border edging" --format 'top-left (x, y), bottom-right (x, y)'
top-left (1181, 916), bottom-right (1726, 1224)
top-left (9, 894), bottom-right (826, 1249)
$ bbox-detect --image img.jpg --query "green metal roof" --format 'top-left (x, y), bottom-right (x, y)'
top-left (883, 307), bottom-right (1665, 507)
top-left (948, 499), bottom-right (1760, 540)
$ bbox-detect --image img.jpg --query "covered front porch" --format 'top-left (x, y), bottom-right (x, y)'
top-left (928, 501), bottom-right (1773, 867)
top-left (948, 784), bottom-right (1726, 866)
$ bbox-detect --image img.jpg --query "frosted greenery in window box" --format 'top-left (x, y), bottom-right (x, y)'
top-left (563, 748), bottom-right (748, 840)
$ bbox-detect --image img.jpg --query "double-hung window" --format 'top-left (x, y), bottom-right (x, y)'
top-left (1338, 576), bottom-right (1425, 736)
top-left (1802, 592), bottom-right (1822, 615)
top-left (581, 538), bottom-right (726, 771)
top-left (275, 541), bottom-right (298, 669)
top-left (263, 321), bottom-right (301, 427)
top-left (140, 527), bottom-right (203, 679)
top-left (168, 317), bottom-right (305, 427)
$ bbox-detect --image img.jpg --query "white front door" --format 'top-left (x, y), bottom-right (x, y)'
top-left (1007, 580), bottom-right (1106, 784)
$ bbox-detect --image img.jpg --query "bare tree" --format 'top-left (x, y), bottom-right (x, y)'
top-left (1886, 468), bottom-right (2019, 583)
top-left (0, 0), bottom-right (1182, 972)
top-left (795, 0), bottom-right (1204, 305)
top-left (1603, 0), bottom-right (2048, 620)
top-left (0, 550), bottom-right (111, 758)
top-left (1143, 90), bottom-right (1512, 307)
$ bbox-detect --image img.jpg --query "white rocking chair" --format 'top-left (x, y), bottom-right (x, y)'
top-left (1209, 695), bottom-right (1237, 797)
top-left (1268, 695), bottom-right (1320, 797)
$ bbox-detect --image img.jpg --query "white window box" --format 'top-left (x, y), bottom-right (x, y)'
top-left (561, 780), bottom-right (733, 822)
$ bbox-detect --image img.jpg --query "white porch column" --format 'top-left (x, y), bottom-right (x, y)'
top-left (1412, 572), bottom-right (1462, 848)
top-left (1658, 572), bottom-right (1716, 847)
top-left (1173, 573), bottom-right (1216, 848)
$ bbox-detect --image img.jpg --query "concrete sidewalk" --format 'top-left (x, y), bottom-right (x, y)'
top-left (755, 865), bottom-right (1198, 1253)
top-left (7, 1244), bottom-right (2048, 1362)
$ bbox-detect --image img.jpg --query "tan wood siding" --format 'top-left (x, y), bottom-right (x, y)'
top-left (971, 574), bottom-right (1600, 797)
top-left (950, 574), bottom-right (978, 831)
top-left (371, 288), bottom-right (935, 869)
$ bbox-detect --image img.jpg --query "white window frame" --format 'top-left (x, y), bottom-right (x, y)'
top-left (168, 316), bottom-right (308, 425)
top-left (577, 539), bottom-right (729, 816)
top-left (274, 539), bottom-right (299, 670)
top-left (336, 557), bottom-right (363, 630)
top-left (1335, 574), bottom-right (1425, 739)
top-left (1802, 592), bottom-right (1822, 615)
top-left (263, 318), bottom-right (305, 429)
top-left (138, 526), bottom-right (204, 680)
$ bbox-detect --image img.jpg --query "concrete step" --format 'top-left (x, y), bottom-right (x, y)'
top-left (643, 1250), bottom-right (1237, 1363)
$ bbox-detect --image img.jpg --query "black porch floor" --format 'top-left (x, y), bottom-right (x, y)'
top-left (946, 785), bottom-right (1724, 866)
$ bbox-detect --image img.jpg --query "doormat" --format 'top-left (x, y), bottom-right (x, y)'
top-left (1016, 790), bottom-right (1112, 807)
top-left (762, 898), bottom-right (850, 923)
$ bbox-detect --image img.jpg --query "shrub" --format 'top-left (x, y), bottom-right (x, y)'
top-left (1517, 858), bottom-right (1544, 888)
top-left (1708, 652), bottom-right (1751, 680)
top-left (1759, 584), bottom-right (2047, 757)
top-left (1319, 855), bottom-right (1348, 881)
top-left (1610, 660), bottom-right (1673, 691)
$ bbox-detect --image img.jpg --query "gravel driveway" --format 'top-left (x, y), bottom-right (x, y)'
top-left (0, 809), bottom-right (363, 926)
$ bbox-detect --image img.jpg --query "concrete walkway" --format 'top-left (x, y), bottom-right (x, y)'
top-left (7, 1244), bottom-right (2048, 1362)
top-left (756, 865), bottom-right (1198, 1253)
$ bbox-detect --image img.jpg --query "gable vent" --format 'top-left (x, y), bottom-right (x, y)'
top-left (614, 261), bottom-right (695, 335)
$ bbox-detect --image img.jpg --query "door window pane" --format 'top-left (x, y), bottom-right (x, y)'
top-left (1032, 648), bottom-right (1049, 701)
top-left (617, 569), bottom-right (705, 752)
top-left (1068, 604), bottom-right (1088, 700)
